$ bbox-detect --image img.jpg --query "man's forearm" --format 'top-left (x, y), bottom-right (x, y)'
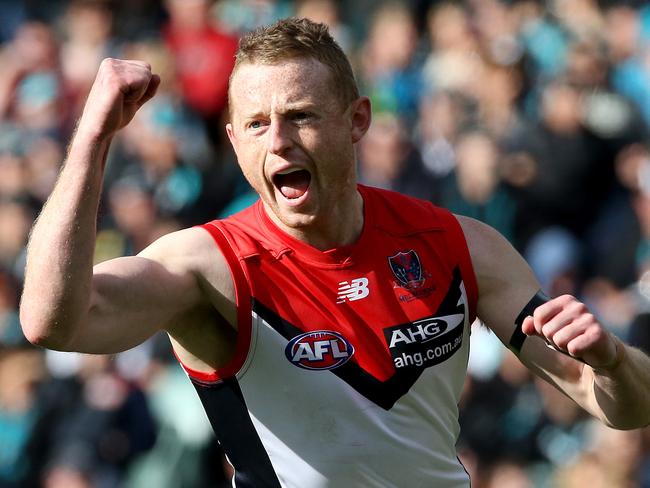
top-left (20, 132), bottom-right (110, 348)
top-left (591, 339), bottom-right (650, 430)
top-left (20, 58), bottom-right (159, 350)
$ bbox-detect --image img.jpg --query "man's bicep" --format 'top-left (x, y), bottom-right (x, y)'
top-left (460, 216), bottom-right (586, 390)
top-left (458, 216), bottom-right (541, 345)
top-left (75, 256), bottom-right (200, 353)
top-left (69, 231), bottom-right (208, 354)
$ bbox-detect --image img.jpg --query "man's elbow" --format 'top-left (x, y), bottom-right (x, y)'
top-left (19, 303), bottom-right (75, 351)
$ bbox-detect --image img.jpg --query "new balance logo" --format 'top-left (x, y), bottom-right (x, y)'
top-left (337, 278), bottom-right (370, 304)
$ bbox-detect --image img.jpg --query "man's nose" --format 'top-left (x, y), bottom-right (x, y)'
top-left (267, 118), bottom-right (293, 155)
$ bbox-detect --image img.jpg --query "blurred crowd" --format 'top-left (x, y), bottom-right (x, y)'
top-left (1, 0), bottom-right (650, 486)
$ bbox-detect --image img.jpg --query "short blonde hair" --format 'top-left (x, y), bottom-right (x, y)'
top-left (231, 17), bottom-right (360, 108)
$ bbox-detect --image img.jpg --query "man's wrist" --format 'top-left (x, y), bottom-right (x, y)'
top-left (593, 335), bottom-right (626, 374)
top-left (73, 120), bottom-right (113, 147)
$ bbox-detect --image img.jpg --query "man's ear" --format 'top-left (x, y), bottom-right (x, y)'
top-left (350, 96), bottom-right (372, 144)
top-left (226, 122), bottom-right (236, 148)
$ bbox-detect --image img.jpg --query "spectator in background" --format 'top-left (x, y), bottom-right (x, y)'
top-left (415, 90), bottom-right (467, 183)
top-left (22, 136), bottom-right (64, 207)
top-left (423, 2), bottom-right (481, 100)
top-left (103, 179), bottom-right (162, 257)
top-left (515, 0), bottom-right (569, 82)
top-left (0, 21), bottom-right (66, 138)
top-left (357, 2), bottom-right (424, 127)
top-left (295, 0), bottom-right (352, 54)
top-left (438, 130), bottom-right (516, 242)
top-left (113, 100), bottom-right (205, 225)
top-left (501, 78), bottom-right (628, 292)
top-left (472, 59), bottom-right (526, 143)
top-left (568, 38), bottom-right (645, 289)
top-left (30, 352), bottom-right (157, 488)
top-left (214, 0), bottom-right (293, 35)
top-left (607, 4), bottom-right (650, 129)
top-left (0, 346), bottom-right (46, 488)
top-left (60, 0), bottom-right (122, 125)
top-left (357, 111), bottom-right (436, 201)
top-left (471, 0), bottom-right (523, 70)
top-left (163, 0), bottom-right (238, 150)
top-left (460, 350), bottom-right (547, 477)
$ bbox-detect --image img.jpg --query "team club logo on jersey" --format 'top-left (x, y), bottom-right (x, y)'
top-left (337, 278), bottom-right (370, 304)
top-left (388, 250), bottom-right (434, 301)
top-left (285, 331), bottom-right (355, 370)
top-left (388, 250), bottom-right (425, 289)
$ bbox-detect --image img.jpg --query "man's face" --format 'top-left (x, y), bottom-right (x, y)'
top-left (227, 58), bottom-right (368, 231)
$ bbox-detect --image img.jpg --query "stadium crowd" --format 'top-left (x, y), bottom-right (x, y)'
top-left (1, 0), bottom-right (650, 486)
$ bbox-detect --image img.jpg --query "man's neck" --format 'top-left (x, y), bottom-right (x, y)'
top-left (264, 189), bottom-right (364, 251)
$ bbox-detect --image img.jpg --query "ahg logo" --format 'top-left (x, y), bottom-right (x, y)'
top-left (384, 313), bottom-right (465, 370)
top-left (337, 278), bottom-right (370, 304)
top-left (285, 331), bottom-right (354, 370)
top-left (388, 314), bottom-right (464, 348)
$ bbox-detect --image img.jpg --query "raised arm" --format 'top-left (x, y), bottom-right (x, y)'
top-left (459, 216), bottom-right (650, 430)
top-left (19, 59), bottom-right (209, 353)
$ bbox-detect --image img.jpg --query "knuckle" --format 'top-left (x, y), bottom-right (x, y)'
top-left (587, 324), bottom-right (606, 341)
top-left (560, 294), bottom-right (576, 303)
top-left (575, 313), bottom-right (596, 331)
top-left (102, 57), bottom-right (120, 72)
top-left (568, 300), bottom-right (587, 315)
top-left (566, 342), bottom-right (581, 357)
top-left (555, 336), bottom-right (569, 349)
top-left (533, 306), bottom-right (547, 322)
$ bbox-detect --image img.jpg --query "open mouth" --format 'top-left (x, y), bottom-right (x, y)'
top-left (273, 168), bottom-right (312, 200)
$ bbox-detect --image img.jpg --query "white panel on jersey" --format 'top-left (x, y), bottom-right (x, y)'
top-left (233, 302), bottom-right (472, 488)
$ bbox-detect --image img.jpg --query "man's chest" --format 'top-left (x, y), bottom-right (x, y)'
top-left (246, 240), bottom-right (471, 386)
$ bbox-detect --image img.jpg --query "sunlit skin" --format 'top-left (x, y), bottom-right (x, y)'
top-left (226, 58), bottom-right (371, 250)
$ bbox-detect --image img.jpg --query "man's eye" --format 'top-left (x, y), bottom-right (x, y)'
top-left (249, 120), bottom-right (263, 129)
top-left (292, 112), bottom-right (311, 122)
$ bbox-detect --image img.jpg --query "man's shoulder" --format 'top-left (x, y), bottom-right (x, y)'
top-left (455, 215), bottom-right (522, 284)
top-left (455, 216), bottom-right (506, 251)
top-left (138, 226), bottom-right (236, 307)
top-left (138, 226), bottom-right (228, 274)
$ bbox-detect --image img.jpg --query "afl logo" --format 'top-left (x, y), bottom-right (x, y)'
top-left (285, 331), bottom-right (354, 370)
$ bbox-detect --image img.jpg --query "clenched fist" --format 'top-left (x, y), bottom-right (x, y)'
top-left (78, 58), bottom-right (160, 140)
top-left (522, 294), bottom-right (621, 370)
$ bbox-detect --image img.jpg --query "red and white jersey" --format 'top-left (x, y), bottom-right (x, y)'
top-left (178, 185), bottom-right (478, 488)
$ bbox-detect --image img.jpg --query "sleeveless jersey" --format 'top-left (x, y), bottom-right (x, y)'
top-left (178, 185), bottom-right (478, 488)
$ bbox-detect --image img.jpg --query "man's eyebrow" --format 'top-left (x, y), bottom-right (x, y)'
top-left (278, 102), bottom-right (319, 113)
top-left (237, 109), bottom-right (268, 121)
top-left (241, 104), bottom-right (319, 119)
